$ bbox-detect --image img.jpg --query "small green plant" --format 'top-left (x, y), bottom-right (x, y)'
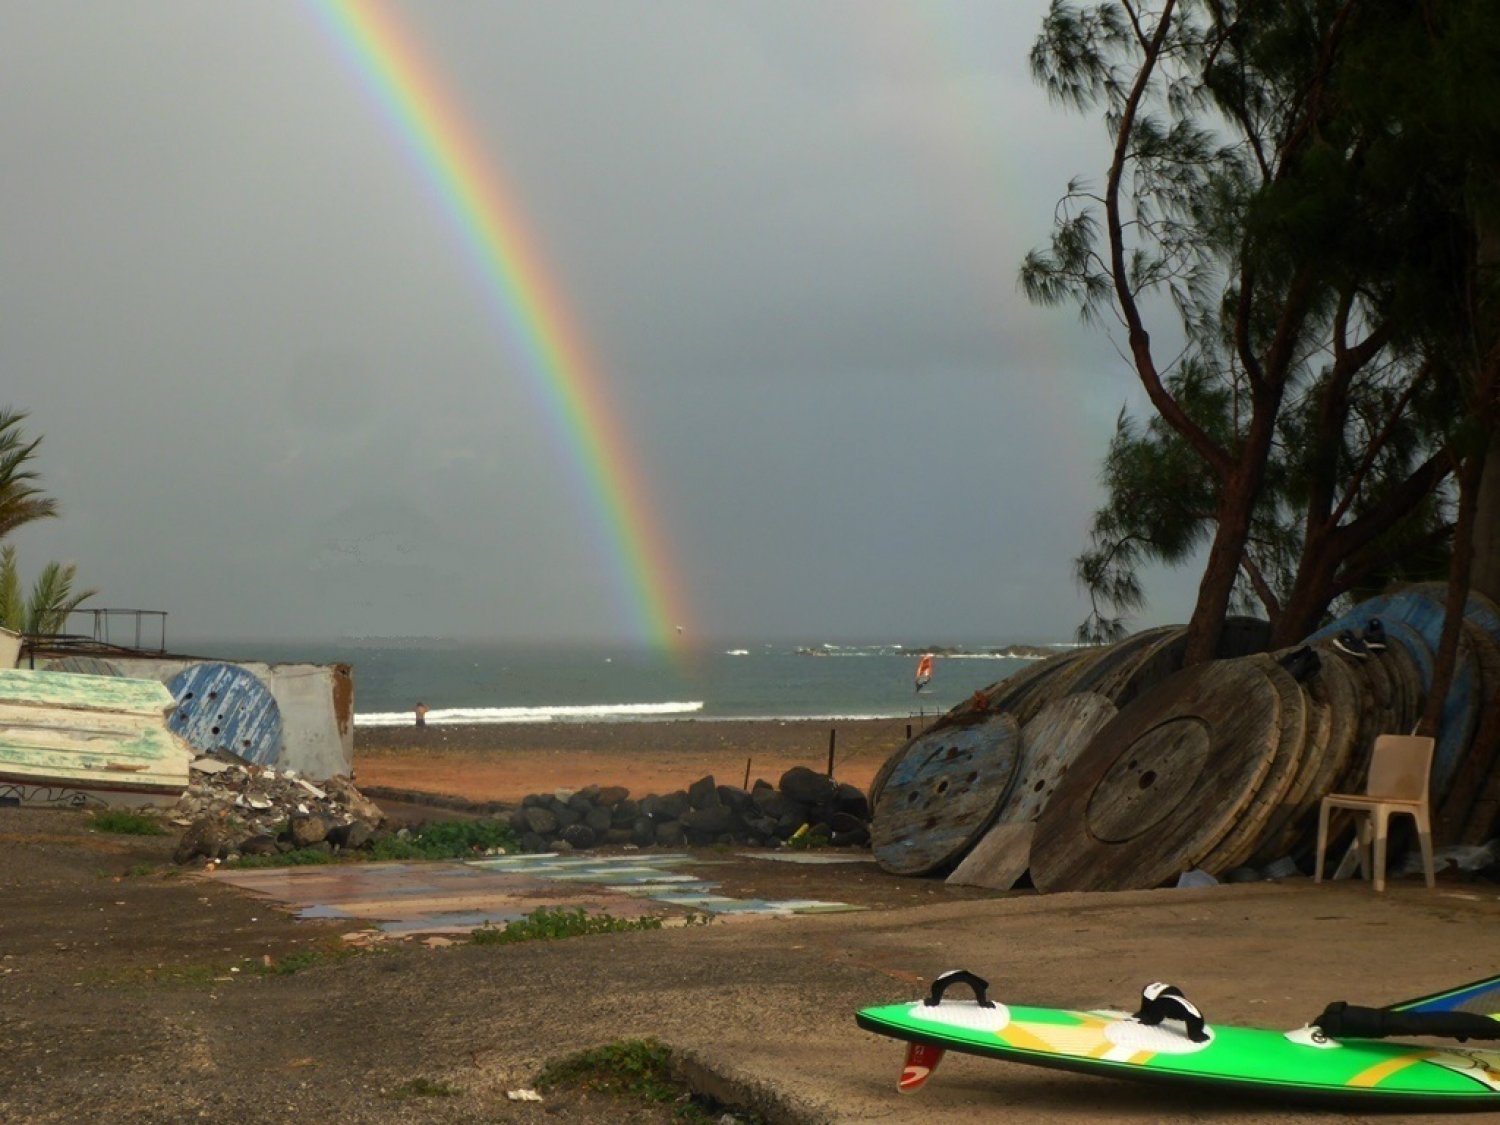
top-left (470, 906), bottom-right (664, 946)
top-left (536, 1039), bottom-right (680, 1104)
top-left (386, 1076), bottom-right (461, 1099)
top-left (536, 1039), bottom-right (759, 1123)
top-left (369, 818), bottom-right (518, 860)
top-left (225, 847), bottom-right (336, 869)
top-left (785, 825), bottom-right (831, 850)
top-left (123, 862), bottom-right (157, 877)
top-left (89, 810), bottom-right (166, 836)
top-left (259, 948), bottom-right (362, 975)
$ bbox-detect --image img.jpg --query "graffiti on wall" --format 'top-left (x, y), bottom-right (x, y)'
top-left (0, 783), bottom-right (108, 810)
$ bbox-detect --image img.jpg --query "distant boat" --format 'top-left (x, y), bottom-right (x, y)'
top-left (914, 653), bottom-right (935, 692)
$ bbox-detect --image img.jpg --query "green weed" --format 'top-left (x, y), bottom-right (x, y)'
top-left (470, 906), bottom-right (664, 946)
top-left (537, 1038), bottom-right (762, 1123)
top-left (89, 810), bottom-right (166, 836)
top-left (223, 818), bottom-right (518, 868)
top-left (386, 1076), bottom-right (461, 1099)
top-left (369, 818), bottom-right (518, 860)
top-left (785, 827), bottom-right (831, 850)
top-left (225, 847), bottom-right (336, 869)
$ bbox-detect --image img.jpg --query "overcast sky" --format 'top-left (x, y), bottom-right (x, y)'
top-left (1, 1), bottom-right (1199, 647)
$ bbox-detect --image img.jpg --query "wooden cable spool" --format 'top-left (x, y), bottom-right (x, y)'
top-left (1068, 626), bottom-right (1182, 702)
top-left (871, 712), bottom-right (1022, 876)
top-left (1248, 650), bottom-right (1355, 866)
top-left (1198, 658), bottom-right (1308, 875)
top-left (1030, 659), bottom-right (1283, 893)
top-left (945, 692), bottom-right (1117, 891)
top-left (1007, 644), bottom-right (1117, 728)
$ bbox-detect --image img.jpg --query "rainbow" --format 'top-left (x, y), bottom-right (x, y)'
top-left (307, 0), bottom-right (691, 651)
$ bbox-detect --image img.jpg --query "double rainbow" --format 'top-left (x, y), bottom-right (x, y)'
top-left (308, 0), bottom-right (690, 650)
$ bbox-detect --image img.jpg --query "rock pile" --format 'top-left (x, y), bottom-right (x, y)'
top-left (170, 754), bottom-right (387, 864)
top-left (508, 766), bottom-right (872, 853)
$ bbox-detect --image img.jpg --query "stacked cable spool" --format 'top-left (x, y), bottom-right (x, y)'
top-left (868, 587), bottom-right (1500, 891)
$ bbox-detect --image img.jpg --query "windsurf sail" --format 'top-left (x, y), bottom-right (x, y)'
top-left (1390, 972), bottom-right (1500, 1017)
top-left (914, 653), bottom-right (934, 692)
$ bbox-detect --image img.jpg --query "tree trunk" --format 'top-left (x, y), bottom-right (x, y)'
top-left (1183, 467), bottom-right (1260, 665)
top-left (1269, 530), bottom-right (1339, 647)
top-left (1472, 428), bottom-right (1500, 605)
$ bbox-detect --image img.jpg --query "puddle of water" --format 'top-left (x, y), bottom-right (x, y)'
top-left (211, 849), bottom-right (862, 934)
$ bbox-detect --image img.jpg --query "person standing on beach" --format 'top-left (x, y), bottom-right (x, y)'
top-left (414, 701), bottom-right (429, 728)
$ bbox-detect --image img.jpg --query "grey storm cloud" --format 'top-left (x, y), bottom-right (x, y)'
top-left (2, 0), bottom-right (1197, 646)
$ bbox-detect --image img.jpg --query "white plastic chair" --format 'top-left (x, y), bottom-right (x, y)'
top-left (1315, 734), bottom-right (1435, 892)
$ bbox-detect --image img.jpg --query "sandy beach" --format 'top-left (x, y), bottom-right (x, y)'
top-left (352, 717), bottom-right (917, 804)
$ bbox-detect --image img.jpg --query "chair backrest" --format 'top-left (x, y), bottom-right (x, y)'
top-left (1365, 734), bottom-right (1435, 802)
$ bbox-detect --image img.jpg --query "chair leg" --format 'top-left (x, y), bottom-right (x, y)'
top-left (1372, 809), bottom-right (1389, 893)
top-left (1315, 801), bottom-right (1330, 883)
top-left (1355, 818), bottom-right (1372, 883)
top-left (1415, 809), bottom-right (1435, 890)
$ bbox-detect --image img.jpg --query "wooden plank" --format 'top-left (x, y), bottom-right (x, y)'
top-left (0, 669), bottom-right (174, 717)
top-left (0, 697), bottom-right (192, 802)
top-left (1199, 659), bottom-right (1307, 875)
top-left (945, 693), bottom-right (1117, 890)
top-left (1030, 659), bottom-right (1282, 893)
top-left (871, 712), bottom-right (1022, 876)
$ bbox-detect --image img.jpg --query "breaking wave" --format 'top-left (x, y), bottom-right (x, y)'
top-left (356, 701), bottom-right (705, 727)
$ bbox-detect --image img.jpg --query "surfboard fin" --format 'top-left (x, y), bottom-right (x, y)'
top-left (898, 1042), bottom-right (944, 1093)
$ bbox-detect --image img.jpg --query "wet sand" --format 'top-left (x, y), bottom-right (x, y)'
top-left (352, 717), bottom-right (920, 803)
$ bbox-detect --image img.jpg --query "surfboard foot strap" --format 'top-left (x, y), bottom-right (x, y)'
top-left (1135, 982), bottom-right (1209, 1042)
top-left (924, 969), bottom-right (995, 1008)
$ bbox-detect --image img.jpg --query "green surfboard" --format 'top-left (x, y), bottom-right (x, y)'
top-left (856, 970), bottom-right (1500, 1110)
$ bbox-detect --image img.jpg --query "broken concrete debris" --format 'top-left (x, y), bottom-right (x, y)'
top-left (170, 752), bottom-right (388, 864)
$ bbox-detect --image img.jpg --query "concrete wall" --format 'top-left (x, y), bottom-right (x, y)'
top-left (0, 629), bottom-right (19, 670)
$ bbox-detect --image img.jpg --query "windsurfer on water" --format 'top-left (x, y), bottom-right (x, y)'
top-left (914, 653), bottom-right (934, 693)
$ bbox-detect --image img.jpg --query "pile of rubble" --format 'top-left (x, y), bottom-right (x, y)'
top-left (170, 754), bottom-right (387, 865)
top-left (508, 766), bottom-right (872, 852)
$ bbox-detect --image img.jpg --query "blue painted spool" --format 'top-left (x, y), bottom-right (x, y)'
top-left (166, 662), bottom-right (284, 766)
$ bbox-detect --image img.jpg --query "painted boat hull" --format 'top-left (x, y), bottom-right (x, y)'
top-left (0, 670), bottom-right (191, 809)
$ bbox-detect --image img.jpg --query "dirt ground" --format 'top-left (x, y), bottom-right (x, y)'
top-left (7, 779), bottom-right (1500, 1123)
top-left (0, 802), bottom-right (990, 1124)
top-left (351, 718), bottom-right (909, 804)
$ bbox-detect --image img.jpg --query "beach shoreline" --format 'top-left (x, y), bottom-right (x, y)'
top-left (352, 716), bottom-right (917, 804)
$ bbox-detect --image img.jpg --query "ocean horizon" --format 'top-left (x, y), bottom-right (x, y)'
top-left (185, 638), bottom-right (1062, 726)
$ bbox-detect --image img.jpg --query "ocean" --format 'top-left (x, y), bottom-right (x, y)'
top-left (193, 640), bottom-right (1048, 727)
